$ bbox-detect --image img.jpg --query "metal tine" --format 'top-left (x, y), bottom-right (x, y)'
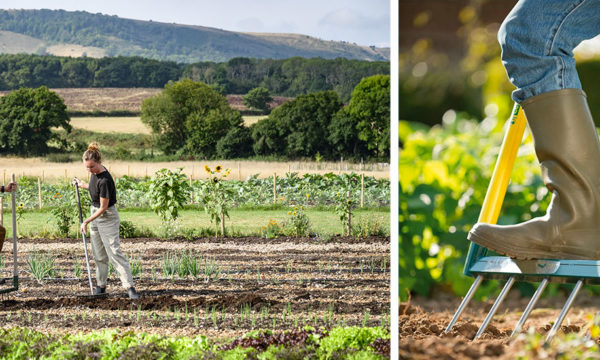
top-left (511, 278), bottom-right (549, 337)
top-left (444, 275), bottom-right (483, 333)
top-left (473, 276), bottom-right (516, 340)
top-left (545, 279), bottom-right (583, 344)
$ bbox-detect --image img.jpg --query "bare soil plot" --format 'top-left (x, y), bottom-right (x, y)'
top-left (400, 292), bottom-right (600, 359)
top-left (0, 235), bottom-right (390, 340)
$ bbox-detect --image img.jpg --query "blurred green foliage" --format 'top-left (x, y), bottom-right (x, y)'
top-left (399, 113), bottom-right (551, 300)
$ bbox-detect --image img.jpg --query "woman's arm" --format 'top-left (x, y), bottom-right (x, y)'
top-left (81, 197), bottom-right (110, 235)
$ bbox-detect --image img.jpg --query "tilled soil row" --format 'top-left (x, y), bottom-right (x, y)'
top-left (0, 236), bottom-right (390, 338)
top-left (400, 292), bottom-right (600, 359)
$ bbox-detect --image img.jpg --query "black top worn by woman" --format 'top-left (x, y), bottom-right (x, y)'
top-left (88, 170), bottom-right (117, 207)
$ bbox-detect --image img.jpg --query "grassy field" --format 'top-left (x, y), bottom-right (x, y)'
top-left (4, 207), bottom-right (390, 238)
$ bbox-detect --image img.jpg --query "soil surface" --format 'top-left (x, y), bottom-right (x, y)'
top-left (0, 235), bottom-right (389, 342)
top-left (400, 290), bottom-right (600, 359)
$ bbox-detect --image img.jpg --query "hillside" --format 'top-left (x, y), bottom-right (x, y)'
top-left (0, 9), bottom-right (389, 63)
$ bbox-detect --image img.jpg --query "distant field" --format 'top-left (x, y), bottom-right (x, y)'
top-left (70, 115), bottom-right (267, 134)
top-left (70, 117), bottom-right (151, 134)
top-left (0, 88), bottom-right (291, 114)
top-left (0, 158), bottom-right (389, 181)
top-left (243, 115), bottom-right (268, 126)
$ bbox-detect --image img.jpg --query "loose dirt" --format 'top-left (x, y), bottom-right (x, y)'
top-left (0, 235), bottom-right (389, 341)
top-left (400, 290), bottom-right (600, 359)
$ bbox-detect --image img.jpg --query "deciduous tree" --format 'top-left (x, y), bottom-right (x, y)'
top-left (0, 86), bottom-right (70, 155)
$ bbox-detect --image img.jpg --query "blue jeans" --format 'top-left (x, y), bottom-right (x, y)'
top-left (499, 0), bottom-right (600, 103)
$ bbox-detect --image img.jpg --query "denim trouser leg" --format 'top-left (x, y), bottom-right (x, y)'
top-left (499, 0), bottom-right (600, 103)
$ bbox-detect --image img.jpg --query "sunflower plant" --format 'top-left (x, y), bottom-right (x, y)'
top-left (199, 165), bottom-right (232, 237)
top-left (148, 168), bottom-right (191, 226)
top-left (284, 204), bottom-right (311, 237)
top-left (333, 174), bottom-right (359, 236)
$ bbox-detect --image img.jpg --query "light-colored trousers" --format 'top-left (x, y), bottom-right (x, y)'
top-left (89, 205), bottom-right (134, 289)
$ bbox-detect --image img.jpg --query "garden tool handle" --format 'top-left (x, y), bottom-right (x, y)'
top-left (74, 182), bottom-right (94, 295)
top-left (10, 174), bottom-right (17, 279)
top-left (75, 182), bottom-right (84, 224)
top-left (464, 103), bottom-right (527, 276)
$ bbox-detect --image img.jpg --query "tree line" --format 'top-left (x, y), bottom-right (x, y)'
top-left (141, 76), bottom-right (390, 161)
top-left (0, 54), bottom-right (389, 101)
top-left (0, 76), bottom-right (389, 161)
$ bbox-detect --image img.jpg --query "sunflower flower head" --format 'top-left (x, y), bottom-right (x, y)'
top-left (215, 165), bottom-right (222, 173)
top-left (204, 165), bottom-right (211, 174)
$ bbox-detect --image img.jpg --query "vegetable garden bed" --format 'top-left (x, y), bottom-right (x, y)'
top-left (0, 235), bottom-right (390, 358)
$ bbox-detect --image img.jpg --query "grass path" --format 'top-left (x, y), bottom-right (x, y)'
top-left (6, 207), bottom-right (390, 238)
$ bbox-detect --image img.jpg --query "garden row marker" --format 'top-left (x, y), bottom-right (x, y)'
top-left (444, 103), bottom-right (591, 344)
top-left (74, 182), bottom-right (94, 295)
top-left (0, 174), bottom-right (19, 295)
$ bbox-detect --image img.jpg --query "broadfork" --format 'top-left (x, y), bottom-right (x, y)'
top-left (0, 174), bottom-right (19, 296)
top-left (75, 182), bottom-right (94, 295)
top-left (444, 103), bottom-right (598, 344)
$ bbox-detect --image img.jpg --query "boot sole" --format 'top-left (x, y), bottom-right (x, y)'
top-left (467, 232), bottom-right (592, 261)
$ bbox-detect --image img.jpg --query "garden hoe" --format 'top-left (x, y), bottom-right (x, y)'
top-left (0, 174), bottom-right (19, 295)
top-left (75, 183), bottom-right (94, 295)
top-left (443, 103), bottom-right (600, 344)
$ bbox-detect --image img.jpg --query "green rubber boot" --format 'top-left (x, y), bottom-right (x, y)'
top-left (468, 89), bottom-right (600, 260)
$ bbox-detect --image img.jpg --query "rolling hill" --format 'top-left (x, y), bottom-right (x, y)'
top-left (0, 9), bottom-right (389, 63)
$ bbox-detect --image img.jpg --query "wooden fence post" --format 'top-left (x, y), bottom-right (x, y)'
top-left (273, 173), bottom-right (277, 203)
top-left (347, 190), bottom-right (352, 236)
top-left (189, 174), bottom-right (194, 204)
top-left (238, 163), bottom-right (241, 181)
top-left (361, 174), bottom-right (365, 208)
top-left (38, 177), bottom-right (42, 209)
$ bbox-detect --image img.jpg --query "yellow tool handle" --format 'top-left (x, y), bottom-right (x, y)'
top-left (464, 103), bottom-right (527, 274)
top-left (479, 103), bottom-right (527, 223)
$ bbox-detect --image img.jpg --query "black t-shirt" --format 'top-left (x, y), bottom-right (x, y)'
top-left (89, 169), bottom-right (117, 207)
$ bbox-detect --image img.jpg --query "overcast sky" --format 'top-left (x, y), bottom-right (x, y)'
top-left (1, 0), bottom-right (390, 47)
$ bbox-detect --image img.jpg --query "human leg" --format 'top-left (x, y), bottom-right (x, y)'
top-left (469, 0), bottom-right (600, 259)
top-left (498, 0), bottom-right (600, 102)
top-left (94, 206), bottom-right (135, 289)
top-left (89, 217), bottom-right (109, 288)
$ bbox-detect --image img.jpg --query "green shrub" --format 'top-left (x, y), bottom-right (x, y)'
top-left (119, 220), bottom-right (137, 239)
top-left (216, 126), bottom-right (253, 159)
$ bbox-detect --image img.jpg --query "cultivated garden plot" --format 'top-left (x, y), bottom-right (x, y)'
top-left (0, 235), bottom-right (389, 343)
top-left (0, 170), bottom-right (390, 357)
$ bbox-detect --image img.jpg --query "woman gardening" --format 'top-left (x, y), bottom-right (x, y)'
top-left (73, 142), bottom-right (139, 299)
